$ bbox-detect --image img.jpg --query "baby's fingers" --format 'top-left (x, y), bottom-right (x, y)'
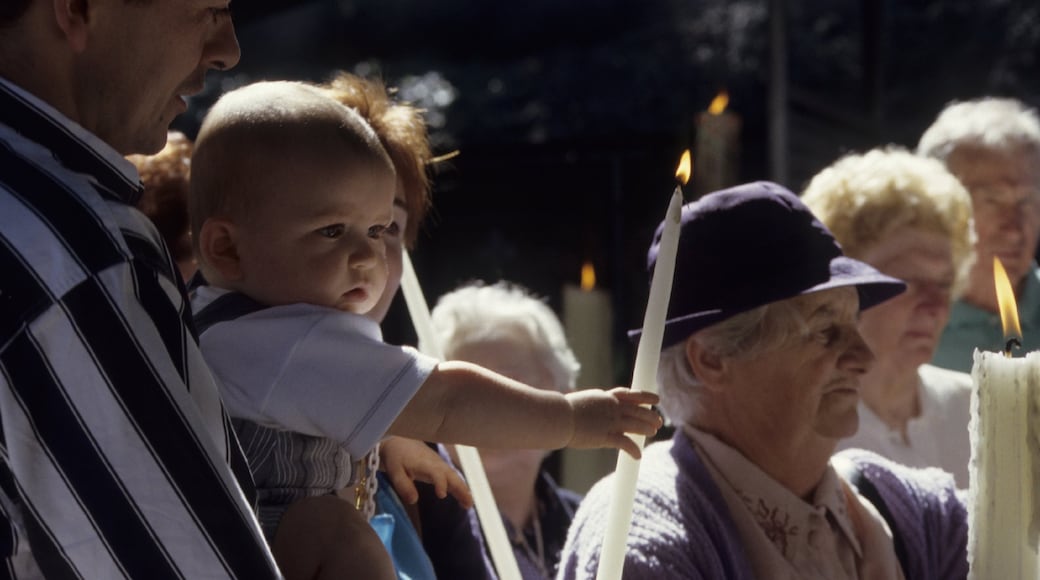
top-left (609, 387), bottom-right (659, 407)
top-left (610, 433), bottom-right (643, 459)
top-left (388, 470), bottom-right (420, 505)
top-left (446, 471), bottom-right (474, 509)
top-left (620, 406), bottom-right (663, 436)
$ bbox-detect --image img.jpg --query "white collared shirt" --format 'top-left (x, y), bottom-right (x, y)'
top-left (838, 364), bottom-right (972, 487)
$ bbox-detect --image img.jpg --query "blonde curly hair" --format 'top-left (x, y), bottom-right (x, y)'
top-left (801, 146), bottom-right (975, 298)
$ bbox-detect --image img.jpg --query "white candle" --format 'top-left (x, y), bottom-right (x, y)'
top-left (399, 251), bottom-right (522, 580)
top-left (694, 91), bottom-right (741, 196)
top-left (562, 264), bottom-right (614, 388)
top-left (968, 349), bottom-right (1040, 580)
top-left (561, 264), bottom-right (618, 494)
top-left (595, 185), bottom-right (683, 580)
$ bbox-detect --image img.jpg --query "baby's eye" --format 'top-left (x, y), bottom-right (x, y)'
top-left (384, 221), bottom-right (401, 238)
top-left (317, 224), bottom-right (345, 239)
top-left (367, 224), bottom-right (387, 239)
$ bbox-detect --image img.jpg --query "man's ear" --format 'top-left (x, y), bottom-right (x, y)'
top-left (52, 0), bottom-right (90, 53)
top-left (198, 218), bottom-right (243, 281)
top-left (685, 335), bottom-right (727, 392)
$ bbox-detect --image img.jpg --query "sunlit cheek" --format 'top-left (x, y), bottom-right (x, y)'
top-left (384, 238), bottom-right (403, 262)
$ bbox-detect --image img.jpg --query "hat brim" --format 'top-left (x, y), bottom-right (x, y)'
top-left (628, 255), bottom-right (906, 348)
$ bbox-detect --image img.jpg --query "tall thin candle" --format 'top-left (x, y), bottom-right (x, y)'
top-left (596, 151), bottom-right (689, 580)
top-left (399, 251), bottom-right (522, 580)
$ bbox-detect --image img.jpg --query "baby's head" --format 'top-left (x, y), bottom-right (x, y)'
top-left (191, 80), bottom-right (396, 314)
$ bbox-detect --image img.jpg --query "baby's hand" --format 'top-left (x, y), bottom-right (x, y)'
top-left (565, 388), bottom-right (662, 458)
top-left (380, 436), bottom-right (474, 509)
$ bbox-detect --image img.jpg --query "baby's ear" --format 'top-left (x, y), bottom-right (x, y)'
top-left (198, 218), bottom-right (243, 281)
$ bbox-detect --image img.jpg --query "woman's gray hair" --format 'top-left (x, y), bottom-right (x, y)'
top-left (656, 297), bottom-right (810, 427)
top-left (917, 97), bottom-right (1040, 161)
top-left (426, 281), bottom-right (580, 391)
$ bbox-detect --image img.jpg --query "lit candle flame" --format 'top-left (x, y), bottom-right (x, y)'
top-left (581, 262), bottom-right (596, 291)
top-left (708, 90), bottom-right (729, 115)
top-left (675, 149), bottom-right (692, 185)
top-left (994, 256), bottom-right (1023, 356)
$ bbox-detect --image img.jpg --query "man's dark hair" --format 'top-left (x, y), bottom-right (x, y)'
top-left (0, 0), bottom-right (32, 28)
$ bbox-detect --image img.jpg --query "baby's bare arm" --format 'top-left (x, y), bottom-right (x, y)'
top-left (388, 361), bottom-right (661, 456)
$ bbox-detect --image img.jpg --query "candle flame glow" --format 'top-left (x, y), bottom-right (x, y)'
top-left (994, 256), bottom-right (1023, 354)
top-left (675, 150), bottom-right (692, 185)
top-left (708, 90), bottom-right (729, 115)
top-left (581, 262), bottom-right (596, 291)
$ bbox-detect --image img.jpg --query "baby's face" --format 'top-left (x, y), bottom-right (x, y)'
top-left (365, 178), bottom-right (408, 324)
top-left (233, 157), bottom-right (397, 314)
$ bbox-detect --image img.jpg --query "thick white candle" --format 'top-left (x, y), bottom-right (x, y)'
top-left (694, 92), bottom-right (741, 196)
top-left (562, 274), bottom-right (614, 387)
top-left (399, 251), bottom-right (522, 580)
top-left (561, 267), bottom-right (618, 494)
top-left (596, 186), bottom-right (683, 580)
top-left (968, 349), bottom-right (1040, 580)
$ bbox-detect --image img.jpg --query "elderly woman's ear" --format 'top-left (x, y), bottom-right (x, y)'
top-left (684, 335), bottom-right (727, 390)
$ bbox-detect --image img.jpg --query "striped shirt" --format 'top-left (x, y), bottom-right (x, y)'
top-left (0, 78), bottom-right (281, 578)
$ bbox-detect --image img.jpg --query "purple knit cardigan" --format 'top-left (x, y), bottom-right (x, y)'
top-left (557, 431), bottom-right (968, 580)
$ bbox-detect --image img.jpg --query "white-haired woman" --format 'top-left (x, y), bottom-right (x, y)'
top-left (802, 147), bottom-right (975, 486)
top-left (559, 182), bottom-right (968, 580)
top-left (425, 282), bottom-right (582, 580)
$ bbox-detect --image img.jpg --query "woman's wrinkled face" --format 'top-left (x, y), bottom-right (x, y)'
top-left (719, 287), bottom-right (874, 442)
top-left (857, 227), bottom-right (956, 376)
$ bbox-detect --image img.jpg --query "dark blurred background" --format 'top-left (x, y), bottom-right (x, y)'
top-left (176, 0), bottom-right (1040, 383)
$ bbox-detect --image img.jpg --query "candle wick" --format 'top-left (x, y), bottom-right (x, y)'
top-left (1004, 336), bottom-right (1022, 357)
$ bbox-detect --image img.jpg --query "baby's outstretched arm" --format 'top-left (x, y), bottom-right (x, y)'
top-left (379, 436), bottom-right (473, 507)
top-left (388, 361), bottom-right (661, 457)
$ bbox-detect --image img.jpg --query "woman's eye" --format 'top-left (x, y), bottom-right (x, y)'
top-left (318, 224), bottom-right (345, 239)
top-left (815, 326), bottom-right (840, 346)
top-left (384, 221), bottom-right (401, 237)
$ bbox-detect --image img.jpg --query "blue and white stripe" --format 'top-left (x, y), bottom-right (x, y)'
top-left (0, 77), bottom-right (280, 579)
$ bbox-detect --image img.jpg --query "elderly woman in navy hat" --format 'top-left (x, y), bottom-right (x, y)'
top-left (558, 182), bottom-right (968, 580)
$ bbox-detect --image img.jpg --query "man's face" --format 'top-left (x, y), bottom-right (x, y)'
top-left (79, 1), bottom-right (240, 154)
top-left (948, 143), bottom-right (1040, 304)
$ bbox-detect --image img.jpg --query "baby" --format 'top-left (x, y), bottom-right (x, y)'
top-left (188, 81), bottom-right (661, 579)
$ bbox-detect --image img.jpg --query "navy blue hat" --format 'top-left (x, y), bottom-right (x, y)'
top-left (630, 181), bottom-right (906, 349)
